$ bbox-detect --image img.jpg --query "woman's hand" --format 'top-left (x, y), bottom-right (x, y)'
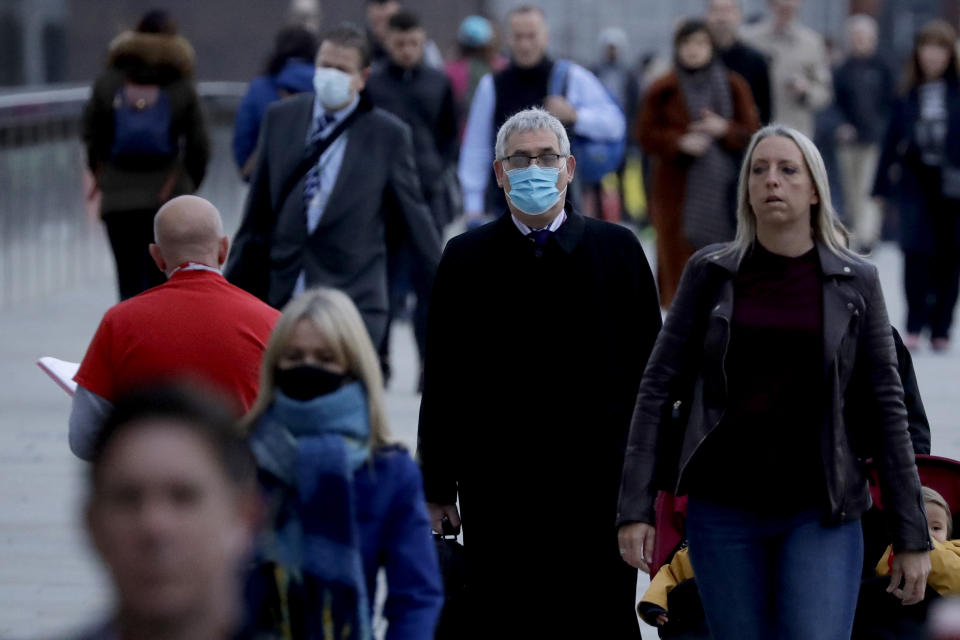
top-left (887, 550), bottom-right (931, 605)
top-left (690, 108), bottom-right (730, 139)
top-left (618, 522), bottom-right (656, 573)
top-left (678, 132), bottom-right (711, 157)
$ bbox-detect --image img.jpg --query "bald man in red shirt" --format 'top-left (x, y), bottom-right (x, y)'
top-left (70, 196), bottom-right (280, 459)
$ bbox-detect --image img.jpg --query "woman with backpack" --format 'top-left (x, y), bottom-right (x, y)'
top-left (82, 9), bottom-right (209, 300)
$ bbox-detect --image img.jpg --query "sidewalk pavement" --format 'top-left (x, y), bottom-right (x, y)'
top-left (1, 242), bottom-right (958, 638)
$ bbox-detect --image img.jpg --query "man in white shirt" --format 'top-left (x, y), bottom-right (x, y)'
top-left (458, 5), bottom-right (625, 222)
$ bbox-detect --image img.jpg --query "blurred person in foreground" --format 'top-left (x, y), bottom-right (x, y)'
top-left (705, 0), bottom-right (772, 125)
top-left (458, 4), bottom-right (624, 222)
top-left (70, 196), bottom-right (280, 460)
top-left (83, 9), bottom-right (209, 301)
top-left (638, 18), bottom-right (759, 308)
top-left (233, 25), bottom-right (318, 180)
top-left (418, 107), bottom-right (661, 638)
top-left (226, 23), bottom-right (442, 353)
top-left (874, 19), bottom-right (960, 353)
top-left (833, 14), bottom-right (894, 253)
top-left (366, 9), bottom-right (458, 386)
top-left (72, 385), bottom-right (259, 640)
top-left (242, 288), bottom-right (443, 639)
top-left (445, 15), bottom-right (508, 137)
top-left (740, 0), bottom-right (832, 137)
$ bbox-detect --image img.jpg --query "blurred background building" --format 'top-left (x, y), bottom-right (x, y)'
top-left (1, 0), bottom-right (960, 310)
top-left (0, 0), bottom-right (957, 88)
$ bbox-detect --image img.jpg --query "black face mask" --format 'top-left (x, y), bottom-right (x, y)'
top-left (275, 365), bottom-right (348, 401)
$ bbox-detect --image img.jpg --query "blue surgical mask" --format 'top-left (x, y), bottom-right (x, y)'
top-left (504, 164), bottom-right (566, 215)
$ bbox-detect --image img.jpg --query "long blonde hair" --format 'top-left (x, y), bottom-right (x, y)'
top-left (720, 124), bottom-right (848, 260)
top-left (242, 288), bottom-right (391, 449)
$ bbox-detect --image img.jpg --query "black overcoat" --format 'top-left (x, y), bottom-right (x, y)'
top-left (873, 78), bottom-right (960, 255)
top-left (417, 210), bottom-right (662, 637)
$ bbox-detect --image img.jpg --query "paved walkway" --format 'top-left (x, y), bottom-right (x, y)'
top-left (1, 242), bottom-right (958, 637)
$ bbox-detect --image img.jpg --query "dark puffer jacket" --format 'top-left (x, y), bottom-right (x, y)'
top-left (617, 241), bottom-right (932, 553)
top-left (82, 30), bottom-right (209, 214)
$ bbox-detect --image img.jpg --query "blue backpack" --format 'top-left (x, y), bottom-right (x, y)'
top-left (110, 82), bottom-right (175, 159)
top-left (549, 60), bottom-right (626, 183)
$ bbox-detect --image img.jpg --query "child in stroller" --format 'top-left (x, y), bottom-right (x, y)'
top-left (875, 487), bottom-right (960, 595)
top-left (853, 458), bottom-right (960, 639)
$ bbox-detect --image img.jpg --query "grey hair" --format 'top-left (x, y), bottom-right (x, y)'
top-left (718, 123), bottom-right (848, 260)
top-left (494, 107), bottom-right (571, 160)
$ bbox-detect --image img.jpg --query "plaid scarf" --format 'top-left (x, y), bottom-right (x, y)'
top-left (677, 60), bottom-right (738, 249)
top-left (250, 383), bottom-right (372, 640)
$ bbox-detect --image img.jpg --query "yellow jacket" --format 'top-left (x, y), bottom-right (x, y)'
top-left (639, 547), bottom-right (695, 612)
top-left (876, 539), bottom-right (960, 595)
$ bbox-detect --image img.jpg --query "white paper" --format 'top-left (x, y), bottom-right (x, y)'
top-left (36, 357), bottom-right (79, 396)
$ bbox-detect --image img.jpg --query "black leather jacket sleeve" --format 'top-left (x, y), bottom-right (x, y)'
top-left (859, 267), bottom-right (932, 552)
top-left (617, 252), bottom-right (712, 526)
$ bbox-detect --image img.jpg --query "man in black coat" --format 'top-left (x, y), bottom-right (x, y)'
top-left (225, 24), bottom-right (442, 349)
top-left (418, 107), bottom-right (662, 637)
top-left (365, 9), bottom-right (458, 382)
top-left (705, 0), bottom-right (771, 125)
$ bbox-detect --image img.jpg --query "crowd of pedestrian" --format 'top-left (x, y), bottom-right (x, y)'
top-left (65, 0), bottom-right (960, 638)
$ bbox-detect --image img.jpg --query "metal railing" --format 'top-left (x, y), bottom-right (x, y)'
top-left (0, 82), bottom-right (249, 309)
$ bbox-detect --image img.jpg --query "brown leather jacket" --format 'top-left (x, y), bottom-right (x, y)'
top-left (617, 241), bottom-right (931, 553)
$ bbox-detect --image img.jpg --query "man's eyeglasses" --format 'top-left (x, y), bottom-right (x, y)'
top-left (502, 153), bottom-right (567, 170)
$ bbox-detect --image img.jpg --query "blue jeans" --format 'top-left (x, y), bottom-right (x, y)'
top-left (685, 498), bottom-right (863, 640)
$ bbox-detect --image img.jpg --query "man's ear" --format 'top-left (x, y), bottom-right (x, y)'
top-left (564, 154), bottom-right (576, 184)
top-left (493, 159), bottom-right (506, 189)
top-left (148, 244), bottom-right (167, 273)
top-left (218, 236), bottom-right (230, 267)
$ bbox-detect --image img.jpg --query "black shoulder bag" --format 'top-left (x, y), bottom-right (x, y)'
top-left (231, 102), bottom-right (367, 300)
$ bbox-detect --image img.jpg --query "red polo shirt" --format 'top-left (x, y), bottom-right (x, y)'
top-left (75, 269), bottom-right (280, 412)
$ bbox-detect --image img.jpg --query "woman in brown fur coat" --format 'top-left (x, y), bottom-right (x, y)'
top-left (638, 18), bottom-right (759, 308)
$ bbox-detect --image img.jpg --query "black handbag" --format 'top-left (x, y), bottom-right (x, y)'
top-left (432, 517), bottom-right (466, 639)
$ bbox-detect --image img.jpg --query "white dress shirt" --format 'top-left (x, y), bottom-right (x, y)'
top-left (511, 208), bottom-right (567, 236)
top-left (458, 61), bottom-right (626, 214)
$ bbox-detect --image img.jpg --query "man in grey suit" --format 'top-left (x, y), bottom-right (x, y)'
top-left (226, 23), bottom-right (442, 349)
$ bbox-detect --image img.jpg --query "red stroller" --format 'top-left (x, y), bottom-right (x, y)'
top-left (645, 455), bottom-right (960, 639)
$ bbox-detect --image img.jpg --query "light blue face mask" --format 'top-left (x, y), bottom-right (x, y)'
top-left (504, 164), bottom-right (566, 215)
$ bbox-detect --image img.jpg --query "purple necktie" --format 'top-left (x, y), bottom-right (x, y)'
top-left (527, 228), bottom-right (552, 247)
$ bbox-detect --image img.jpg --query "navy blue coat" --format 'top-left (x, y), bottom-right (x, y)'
top-left (251, 445), bottom-right (443, 640)
top-left (873, 78), bottom-right (960, 254)
top-left (353, 447), bottom-right (444, 639)
top-left (232, 59), bottom-right (314, 173)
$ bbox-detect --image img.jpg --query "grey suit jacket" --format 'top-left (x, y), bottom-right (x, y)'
top-left (225, 92), bottom-right (442, 347)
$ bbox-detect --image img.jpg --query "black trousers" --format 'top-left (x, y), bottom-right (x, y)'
top-left (903, 201), bottom-right (960, 339)
top-left (381, 236), bottom-right (430, 363)
top-left (102, 208), bottom-right (165, 301)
